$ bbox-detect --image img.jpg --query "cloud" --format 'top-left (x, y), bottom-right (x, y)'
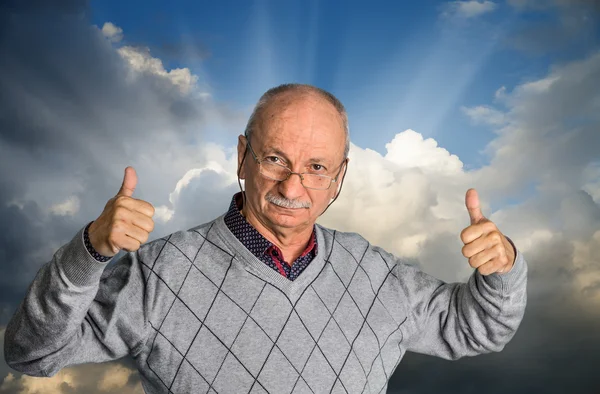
top-left (0, 363), bottom-right (145, 394)
top-left (506, 0), bottom-right (600, 54)
top-left (384, 129), bottom-right (464, 175)
top-left (441, 1), bottom-right (498, 19)
top-left (462, 105), bottom-right (507, 125)
top-left (98, 21), bottom-right (203, 95)
top-left (101, 22), bottom-right (123, 43)
top-left (117, 46), bottom-right (200, 95)
top-left (48, 195), bottom-right (80, 216)
top-left (508, 0), bottom-right (600, 12)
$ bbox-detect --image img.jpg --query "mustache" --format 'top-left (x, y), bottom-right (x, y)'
top-left (265, 193), bottom-right (311, 209)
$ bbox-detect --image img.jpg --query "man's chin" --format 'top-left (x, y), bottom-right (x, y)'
top-left (267, 209), bottom-right (310, 228)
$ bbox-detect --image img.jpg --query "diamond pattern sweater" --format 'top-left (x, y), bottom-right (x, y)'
top-left (4, 211), bottom-right (528, 393)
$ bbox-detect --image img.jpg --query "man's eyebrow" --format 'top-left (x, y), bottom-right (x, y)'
top-left (262, 146), bottom-right (332, 166)
top-left (307, 157), bottom-right (330, 164)
top-left (262, 146), bottom-right (289, 159)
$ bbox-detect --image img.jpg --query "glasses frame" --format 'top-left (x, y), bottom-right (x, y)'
top-left (245, 137), bottom-right (347, 191)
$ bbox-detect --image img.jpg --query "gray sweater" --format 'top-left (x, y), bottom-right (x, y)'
top-left (4, 214), bottom-right (528, 394)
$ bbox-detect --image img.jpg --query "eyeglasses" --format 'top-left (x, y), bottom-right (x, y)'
top-left (245, 138), bottom-right (347, 190)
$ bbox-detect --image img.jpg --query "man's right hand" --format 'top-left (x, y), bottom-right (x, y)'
top-left (88, 166), bottom-right (155, 257)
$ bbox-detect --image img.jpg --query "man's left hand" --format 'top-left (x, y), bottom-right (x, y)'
top-left (460, 188), bottom-right (516, 276)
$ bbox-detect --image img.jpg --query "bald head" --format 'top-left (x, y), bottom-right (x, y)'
top-left (244, 84), bottom-right (350, 158)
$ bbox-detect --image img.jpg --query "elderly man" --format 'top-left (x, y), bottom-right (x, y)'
top-left (4, 84), bottom-right (527, 394)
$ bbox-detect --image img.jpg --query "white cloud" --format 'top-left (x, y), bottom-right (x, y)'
top-left (517, 75), bottom-right (560, 95)
top-left (319, 133), bottom-right (474, 282)
top-left (462, 105), bottom-right (507, 125)
top-left (101, 22), bottom-right (123, 43)
top-left (97, 21), bottom-right (205, 96)
top-left (494, 85), bottom-right (507, 100)
top-left (49, 195), bottom-right (80, 216)
top-left (442, 1), bottom-right (498, 19)
top-left (384, 129), bottom-right (464, 175)
top-left (117, 46), bottom-right (199, 94)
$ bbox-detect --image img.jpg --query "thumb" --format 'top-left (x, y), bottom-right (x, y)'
top-left (465, 188), bottom-right (485, 224)
top-left (117, 166), bottom-right (137, 197)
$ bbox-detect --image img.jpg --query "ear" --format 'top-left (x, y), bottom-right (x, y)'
top-left (237, 135), bottom-right (247, 179)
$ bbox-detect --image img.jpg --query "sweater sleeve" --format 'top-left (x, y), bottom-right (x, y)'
top-left (3, 223), bottom-right (150, 377)
top-left (383, 243), bottom-right (528, 360)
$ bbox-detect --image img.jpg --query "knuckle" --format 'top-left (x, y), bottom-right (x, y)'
top-left (113, 207), bottom-right (124, 220)
top-left (115, 207), bottom-right (130, 221)
top-left (491, 231), bottom-right (502, 243)
top-left (468, 256), bottom-right (477, 268)
top-left (115, 195), bottom-right (128, 205)
top-left (111, 218), bottom-right (123, 231)
top-left (460, 229), bottom-right (468, 243)
top-left (484, 220), bottom-right (495, 230)
top-left (108, 233), bottom-right (119, 248)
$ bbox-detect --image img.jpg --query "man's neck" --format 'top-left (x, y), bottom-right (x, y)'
top-left (241, 206), bottom-right (313, 263)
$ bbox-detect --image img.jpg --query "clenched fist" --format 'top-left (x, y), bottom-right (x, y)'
top-left (88, 166), bottom-right (155, 257)
top-left (460, 188), bottom-right (516, 276)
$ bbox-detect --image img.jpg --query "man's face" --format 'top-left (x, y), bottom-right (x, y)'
top-left (238, 93), bottom-right (347, 233)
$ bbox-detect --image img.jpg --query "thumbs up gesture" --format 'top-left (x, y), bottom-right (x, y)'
top-left (460, 188), bottom-right (516, 276)
top-left (88, 166), bottom-right (155, 257)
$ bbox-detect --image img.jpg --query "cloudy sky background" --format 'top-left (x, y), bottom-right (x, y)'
top-left (1, 0), bottom-right (599, 393)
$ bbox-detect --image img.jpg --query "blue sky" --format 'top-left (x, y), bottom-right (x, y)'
top-left (88, 0), bottom-right (599, 170)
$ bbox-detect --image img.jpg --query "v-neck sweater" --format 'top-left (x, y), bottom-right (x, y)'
top-left (4, 212), bottom-right (528, 394)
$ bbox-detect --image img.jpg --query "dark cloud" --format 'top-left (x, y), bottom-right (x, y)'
top-left (0, 0), bottom-right (88, 14)
top-left (506, 0), bottom-right (600, 54)
top-left (582, 281), bottom-right (600, 297)
top-left (0, 357), bottom-right (145, 394)
top-left (390, 292), bottom-right (600, 393)
top-left (508, 0), bottom-right (600, 12)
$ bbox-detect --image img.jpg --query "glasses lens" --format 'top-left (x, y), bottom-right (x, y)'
top-left (260, 161), bottom-right (289, 181)
top-left (259, 161), bottom-right (332, 190)
top-left (302, 174), bottom-right (331, 190)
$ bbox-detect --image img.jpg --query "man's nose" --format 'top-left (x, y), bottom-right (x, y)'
top-left (278, 172), bottom-right (306, 201)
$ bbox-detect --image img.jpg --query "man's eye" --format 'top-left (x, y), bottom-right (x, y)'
top-left (311, 164), bottom-right (325, 172)
top-left (265, 156), bottom-right (281, 164)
